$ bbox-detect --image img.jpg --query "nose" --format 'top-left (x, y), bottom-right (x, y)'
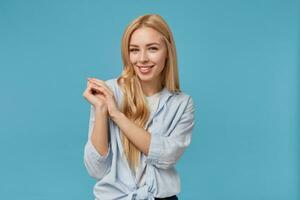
top-left (139, 50), bottom-right (149, 62)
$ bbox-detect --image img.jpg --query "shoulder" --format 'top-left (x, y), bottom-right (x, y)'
top-left (166, 92), bottom-right (195, 123)
top-left (169, 91), bottom-right (194, 111)
top-left (157, 91), bottom-right (195, 131)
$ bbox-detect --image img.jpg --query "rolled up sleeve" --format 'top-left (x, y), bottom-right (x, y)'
top-left (83, 105), bottom-right (112, 180)
top-left (146, 96), bottom-right (195, 169)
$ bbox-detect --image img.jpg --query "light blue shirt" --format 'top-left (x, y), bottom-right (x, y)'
top-left (83, 78), bottom-right (195, 200)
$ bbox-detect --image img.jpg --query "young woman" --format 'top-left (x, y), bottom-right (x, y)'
top-left (83, 14), bottom-right (195, 200)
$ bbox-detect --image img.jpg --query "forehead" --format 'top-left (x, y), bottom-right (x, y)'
top-left (129, 27), bottom-right (162, 45)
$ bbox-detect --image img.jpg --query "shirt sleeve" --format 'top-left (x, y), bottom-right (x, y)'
top-left (146, 96), bottom-right (195, 169)
top-left (83, 105), bottom-right (112, 180)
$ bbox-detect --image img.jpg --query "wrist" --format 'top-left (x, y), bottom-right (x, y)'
top-left (94, 106), bottom-right (108, 115)
top-left (110, 110), bottom-right (123, 122)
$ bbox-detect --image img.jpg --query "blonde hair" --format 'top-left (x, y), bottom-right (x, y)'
top-left (116, 14), bottom-right (181, 172)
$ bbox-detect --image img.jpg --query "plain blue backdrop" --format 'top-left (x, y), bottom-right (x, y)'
top-left (0, 0), bottom-right (299, 199)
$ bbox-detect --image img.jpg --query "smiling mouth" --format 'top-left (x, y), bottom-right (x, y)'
top-left (137, 65), bottom-right (155, 69)
top-left (137, 65), bottom-right (155, 73)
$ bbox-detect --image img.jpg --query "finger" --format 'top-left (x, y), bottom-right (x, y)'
top-left (89, 78), bottom-right (113, 96)
top-left (84, 86), bottom-right (96, 98)
top-left (96, 95), bottom-right (106, 102)
top-left (87, 84), bottom-right (104, 96)
top-left (90, 82), bottom-right (109, 97)
top-left (89, 79), bottom-right (112, 95)
top-left (84, 86), bottom-right (106, 102)
top-left (87, 80), bottom-right (95, 88)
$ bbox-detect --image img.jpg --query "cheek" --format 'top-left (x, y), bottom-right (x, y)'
top-left (150, 53), bottom-right (166, 65)
top-left (129, 54), bottom-right (136, 63)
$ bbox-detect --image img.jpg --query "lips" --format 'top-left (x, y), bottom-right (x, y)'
top-left (137, 65), bottom-right (154, 74)
top-left (137, 65), bottom-right (154, 69)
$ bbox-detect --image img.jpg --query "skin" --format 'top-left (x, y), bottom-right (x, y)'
top-left (85, 27), bottom-right (168, 156)
top-left (129, 26), bottom-right (168, 96)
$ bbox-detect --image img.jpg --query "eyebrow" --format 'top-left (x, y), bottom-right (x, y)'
top-left (129, 42), bottom-right (160, 47)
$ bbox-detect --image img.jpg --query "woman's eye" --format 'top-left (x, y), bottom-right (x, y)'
top-left (149, 47), bottom-right (158, 51)
top-left (129, 47), bottom-right (158, 52)
top-left (130, 49), bottom-right (138, 52)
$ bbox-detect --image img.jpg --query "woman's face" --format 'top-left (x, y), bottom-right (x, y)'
top-left (129, 27), bottom-right (168, 85)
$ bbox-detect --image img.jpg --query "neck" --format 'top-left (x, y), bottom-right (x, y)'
top-left (140, 80), bottom-right (163, 97)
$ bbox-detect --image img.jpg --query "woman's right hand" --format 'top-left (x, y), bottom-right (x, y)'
top-left (83, 79), bottom-right (108, 114)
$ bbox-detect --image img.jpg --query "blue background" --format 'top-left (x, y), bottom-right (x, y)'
top-left (0, 0), bottom-right (299, 199)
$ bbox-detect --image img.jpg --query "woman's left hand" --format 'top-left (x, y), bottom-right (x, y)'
top-left (87, 78), bottom-right (121, 119)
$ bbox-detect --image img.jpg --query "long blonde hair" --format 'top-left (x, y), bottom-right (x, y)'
top-left (116, 14), bottom-right (181, 172)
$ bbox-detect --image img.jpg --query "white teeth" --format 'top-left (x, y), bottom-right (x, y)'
top-left (138, 65), bottom-right (154, 68)
top-left (139, 66), bottom-right (152, 73)
top-left (137, 65), bottom-right (154, 73)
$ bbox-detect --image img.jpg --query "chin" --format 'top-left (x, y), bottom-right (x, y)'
top-left (137, 76), bottom-right (152, 81)
top-left (138, 75), bottom-right (159, 83)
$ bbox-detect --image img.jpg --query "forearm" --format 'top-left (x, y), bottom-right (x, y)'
top-left (91, 107), bottom-right (109, 156)
top-left (111, 112), bottom-right (151, 156)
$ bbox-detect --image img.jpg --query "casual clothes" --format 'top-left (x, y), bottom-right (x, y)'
top-left (83, 78), bottom-right (195, 199)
